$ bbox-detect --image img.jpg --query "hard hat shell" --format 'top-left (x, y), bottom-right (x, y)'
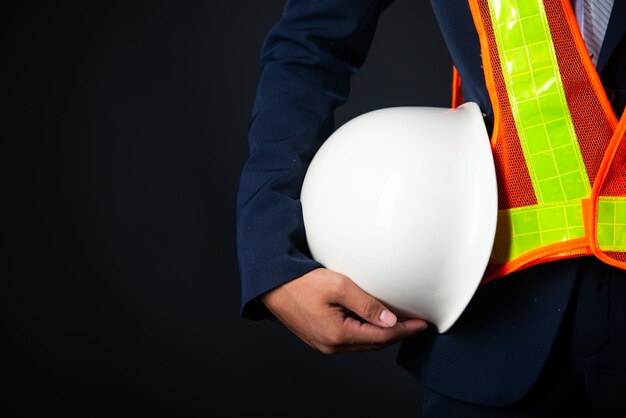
top-left (301, 103), bottom-right (497, 333)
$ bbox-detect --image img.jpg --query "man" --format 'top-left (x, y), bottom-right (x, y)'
top-left (236, 0), bottom-right (626, 416)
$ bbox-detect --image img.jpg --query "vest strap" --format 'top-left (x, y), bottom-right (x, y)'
top-left (467, 0), bottom-right (626, 281)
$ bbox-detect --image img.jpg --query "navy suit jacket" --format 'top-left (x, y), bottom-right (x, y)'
top-left (236, 0), bottom-right (626, 407)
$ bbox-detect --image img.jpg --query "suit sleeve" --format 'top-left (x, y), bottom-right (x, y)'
top-left (236, 0), bottom-right (392, 319)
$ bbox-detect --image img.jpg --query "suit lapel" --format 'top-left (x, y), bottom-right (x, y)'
top-left (597, 0), bottom-right (626, 72)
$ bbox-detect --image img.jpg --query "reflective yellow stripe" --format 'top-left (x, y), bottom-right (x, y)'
top-left (492, 203), bottom-right (585, 264)
top-left (597, 197), bottom-right (626, 251)
top-left (488, 0), bottom-right (591, 203)
top-left (487, 0), bottom-right (595, 264)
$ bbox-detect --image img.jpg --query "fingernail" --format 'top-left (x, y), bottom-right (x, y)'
top-left (379, 309), bottom-right (397, 327)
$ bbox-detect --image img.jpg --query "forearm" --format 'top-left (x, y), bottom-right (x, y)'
top-left (236, 0), bottom-right (392, 319)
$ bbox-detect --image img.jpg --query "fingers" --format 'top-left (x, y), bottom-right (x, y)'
top-left (318, 316), bottom-right (428, 354)
top-left (332, 274), bottom-right (398, 328)
top-left (261, 268), bottom-right (429, 355)
top-left (316, 273), bottom-right (429, 353)
top-left (342, 316), bottom-right (428, 347)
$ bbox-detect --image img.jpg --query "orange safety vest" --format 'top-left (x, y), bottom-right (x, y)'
top-left (457, 0), bottom-right (626, 283)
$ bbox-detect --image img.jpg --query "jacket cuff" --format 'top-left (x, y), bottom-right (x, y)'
top-left (239, 257), bottom-right (323, 320)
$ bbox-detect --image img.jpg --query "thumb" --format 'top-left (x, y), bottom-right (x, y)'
top-left (337, 279), bottom-right (398, 328)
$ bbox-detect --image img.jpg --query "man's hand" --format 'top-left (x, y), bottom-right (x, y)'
top-left (261, 268), bottom-right (428, 354)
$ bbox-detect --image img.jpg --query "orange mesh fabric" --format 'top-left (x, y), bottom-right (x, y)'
top-left (477, 0), bottom-right (537, 210)
top-left (594, 115), bottom-right (626, 266)
top-left (452, 66), bottom-right (464, 108)
top-left (598, 127), bottom-right (626, 197)
top-left (605, 251), bottom-right (626, 263)
top-left (544, 0), bottom-right (616, 187)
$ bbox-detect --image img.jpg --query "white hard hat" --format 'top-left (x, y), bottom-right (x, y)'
top-left (300, 103), bottom-right (497, 333)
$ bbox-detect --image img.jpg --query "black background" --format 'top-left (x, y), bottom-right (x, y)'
top-left (3, 1), bottom-right (452, 416)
